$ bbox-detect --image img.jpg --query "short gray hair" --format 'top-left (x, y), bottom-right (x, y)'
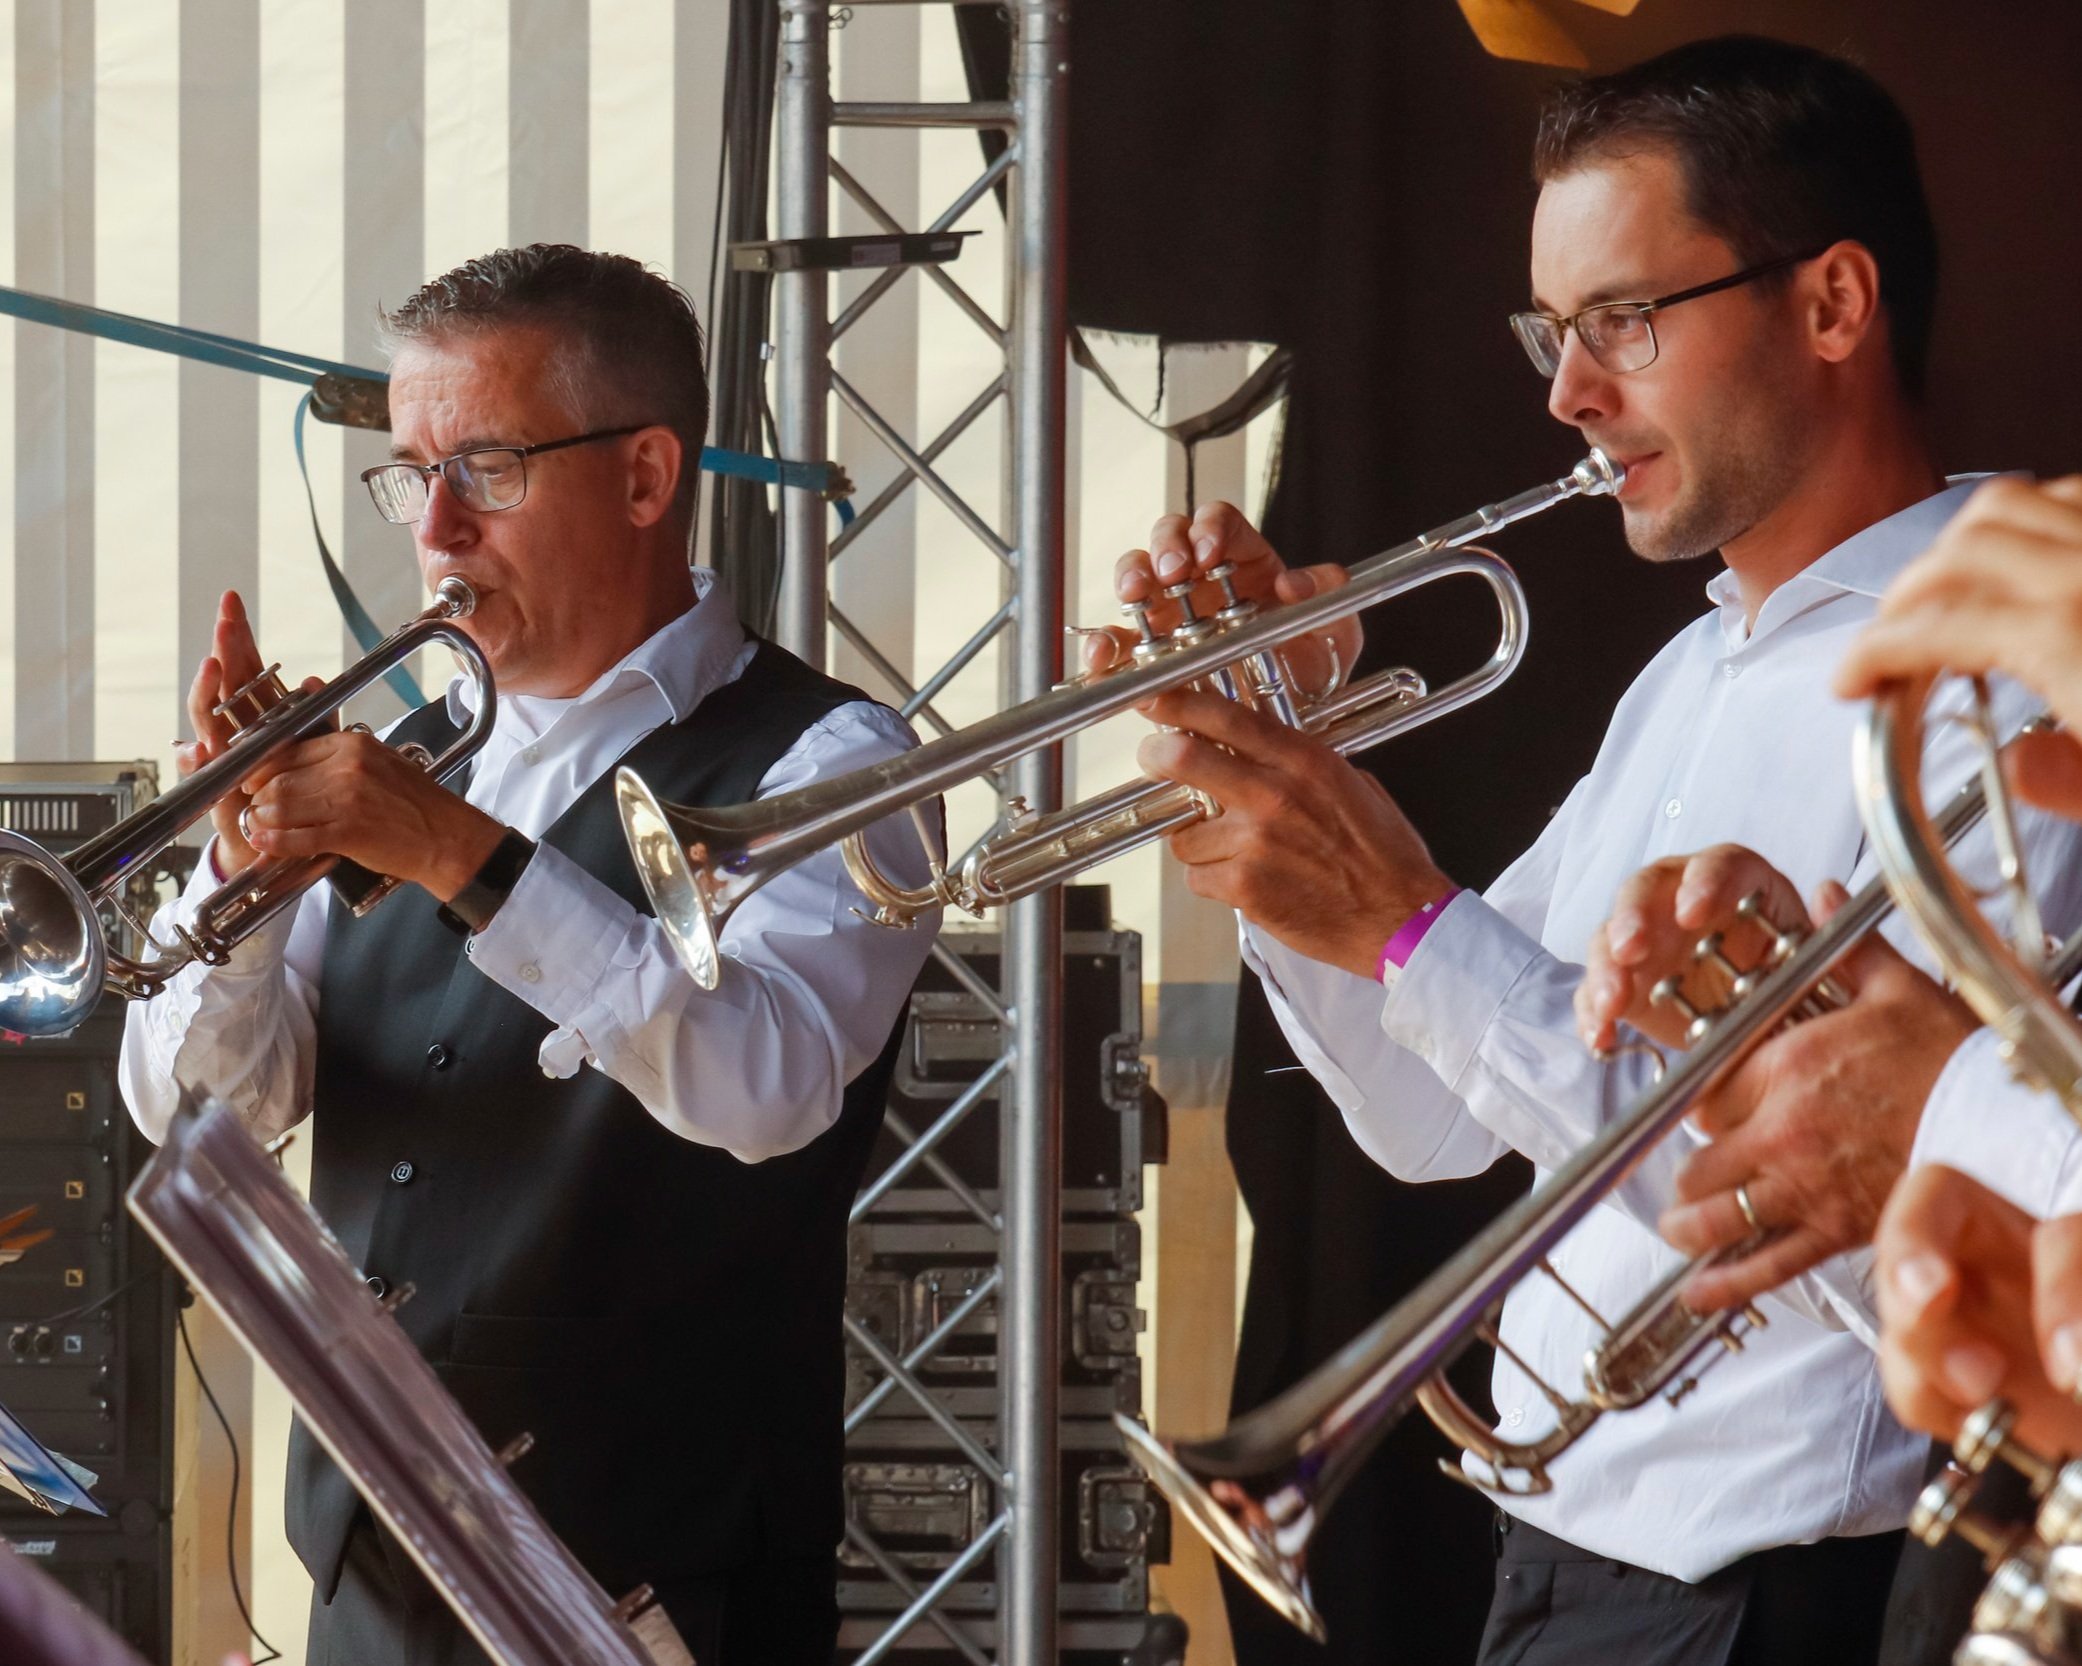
top-left (379, 244), bottom-right (709, 520)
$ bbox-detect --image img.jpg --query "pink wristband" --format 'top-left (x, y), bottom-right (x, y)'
top-left (1378, 887), bottom-right (1463, 983)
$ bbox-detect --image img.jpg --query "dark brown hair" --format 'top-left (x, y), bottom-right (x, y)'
top-left (1534, 36), bottom-right (1939, 398)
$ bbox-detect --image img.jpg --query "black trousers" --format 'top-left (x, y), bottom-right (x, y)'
top-left (305, 1514), bottom-right (842, 1666)
top-left (1475, 1513), bottom-right (1908, 1666)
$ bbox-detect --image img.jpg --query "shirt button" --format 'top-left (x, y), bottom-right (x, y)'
top-left (1722, 661), bottom-right (1742, 679)
top-left (389, 1161), bottom-right (415, 1185)
top-left (1664, 798), bottom-right (1682, 819)
top-left (521, 745), bottom-right (540, 765)
top-left (1505, 1407), bottom-right (1525, 1428)
top-left (426, 1043), bottom-right (452, 1070)
top-left (519, 963), bottom-right (542, 984)
top-left (365, 1276), bottom-right (388, 1299)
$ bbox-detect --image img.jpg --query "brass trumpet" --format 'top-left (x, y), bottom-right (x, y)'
top-left (1117, 765), bottom-right (2024, 1641)
top-left (617, 451), bottom-right (1623, 990)
top-left (0, 577), bottom-right (493, 1037)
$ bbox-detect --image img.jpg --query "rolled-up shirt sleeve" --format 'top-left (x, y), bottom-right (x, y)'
top-left (119, 845), bottom-right (327, 1144)
top-left (464, 700), bottom-right (941, 1160)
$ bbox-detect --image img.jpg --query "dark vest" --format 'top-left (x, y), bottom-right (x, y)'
top-left (288, 643), bottom-right (901, 1604)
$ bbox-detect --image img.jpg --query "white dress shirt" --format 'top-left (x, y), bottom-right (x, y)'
top-left (1916, 1029), bottom-right (2082, 1216)
top-left (121, 567), bottom-right (942, 1161)
top-left (1243, 480), bottom-right (2082, 1580)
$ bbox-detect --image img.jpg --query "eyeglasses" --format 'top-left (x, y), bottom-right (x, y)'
top-left (1508, 248), bottom-right (1829, 379)
top-left (360, 424), bottom-right (651, 524)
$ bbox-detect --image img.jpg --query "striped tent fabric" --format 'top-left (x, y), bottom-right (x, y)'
top-left (0, 7), bottom-right (1275, 1657)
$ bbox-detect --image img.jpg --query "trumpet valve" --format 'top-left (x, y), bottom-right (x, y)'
top-left (1208, 562), bottom-right (1256, 629)
top-left (1164, 580), bottom-right (1220, 652)
top-left (1649, 977), bottom-right (1713, 1045)
top-left (1959, 1400), bottom-right (2061, 1494)
top-left (1710, 1305), bottom-right (1760, 1354)
top-left (212, 663), bottom-right (291, 735)
top-left (2036, 1462), bottom-right (2082, 1546)
top-left (1737, 890), bottom-right (1807, 966)
top-left (1914, 1464), bottom-right (2029, 1566)
top-left (1695, 932), bottom-right (1759, 1001)
top-left (1121, 598), bottom-right (1167, 666)
top-left (1970, 1551), bottom-right (2066, 1648)
top-left (2045, 1541), bottom-right (2082, 1610)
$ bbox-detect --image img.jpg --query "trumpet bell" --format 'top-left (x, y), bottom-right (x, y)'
top-left (1112, 1415), bottom-right (1325, 1642)
top-left (615, 767), bottom-right (725, 992)
top-left (0, 832), bottom-right (108, 1038)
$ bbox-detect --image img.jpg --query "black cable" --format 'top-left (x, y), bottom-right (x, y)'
top-left (701, 0), bottom-right (737, 377)
top-left (25, 1266), bottom-right (154, 1332)
top-left (176, 1306), bottom-right (283, 1665)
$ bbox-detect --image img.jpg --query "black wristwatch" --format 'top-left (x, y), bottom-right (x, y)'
top-left (437, 829), bottom-right (538, 937)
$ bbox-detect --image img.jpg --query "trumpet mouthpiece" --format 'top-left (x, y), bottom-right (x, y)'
top-left (1576, 450), bottom-right (1625, 497)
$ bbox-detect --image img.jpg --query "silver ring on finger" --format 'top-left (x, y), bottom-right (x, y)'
top-left (238, 804), bottom-right (257, 845)
top-left (1735, 1181), bottom-right (1763, 1236)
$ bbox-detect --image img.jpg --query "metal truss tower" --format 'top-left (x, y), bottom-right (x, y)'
top-left (770, 3), bottom-right (1070, 1663)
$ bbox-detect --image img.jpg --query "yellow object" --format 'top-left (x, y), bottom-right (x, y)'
top-left (1457, 0), bottom-right (1650, 68)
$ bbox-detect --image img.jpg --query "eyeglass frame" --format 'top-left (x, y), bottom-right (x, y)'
top-left (359, 423), bottom-right (655, 524)
top-left (1509, 246), bottom-right (1832, 379)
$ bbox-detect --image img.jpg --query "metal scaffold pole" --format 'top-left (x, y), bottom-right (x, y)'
top-left (767, 1), bottom-right (1072, 1658)
top-left (1000, 1), bottom-right (1069, 1660)
top-left (774, 0), bottom-right (832, 662)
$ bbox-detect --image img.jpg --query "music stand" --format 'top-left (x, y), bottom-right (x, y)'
top-left (0, 1397), bottom-right (103, 1517)
top-left (128, 1092), bottom-right (694, 1666)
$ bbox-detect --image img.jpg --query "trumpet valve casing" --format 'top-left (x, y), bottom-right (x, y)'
top-left (1915, 1465), bottom-right (2031, 1567)
top-left (1955, 1633), bottom-right (2080, 1666)
top-left (2036, 1464), bottom-right (2082, 1546)
top-left (212, 662), bottom-right (292, 733)
top-left (1969, 1549), bottom-right (2075, 1659)
top-left (2043, 1540), bottom-right (2082, 1609)
top-left (1959, 1400), bottom-right (2060, 1495)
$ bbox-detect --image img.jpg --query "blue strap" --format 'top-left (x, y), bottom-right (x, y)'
top-left (0, 282), bottom-right (858, 656)
top-left (698, 444), bottom-right (840, 496)
top-left (0, 284), bottom-right (370, 383)
top-left (293, 394), bottom-right (425, 706)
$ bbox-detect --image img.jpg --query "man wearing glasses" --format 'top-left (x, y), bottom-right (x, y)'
top-left (120, 245), bottom-right (939, 1665)
top-left (1108, 35), bottom-right (2082, 1666)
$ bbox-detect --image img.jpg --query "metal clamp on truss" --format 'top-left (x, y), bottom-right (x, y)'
top-left (308, 371), bottom-right (392, 431)
top-left (731, 228), bottom-right (977, 274)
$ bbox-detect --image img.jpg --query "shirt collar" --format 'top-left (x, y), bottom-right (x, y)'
top-left (1702, 475), bottom-right (1996, 651)
top-left (444, 565), bottom-right (746, 727)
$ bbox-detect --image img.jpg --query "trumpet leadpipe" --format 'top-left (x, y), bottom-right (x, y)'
top-left (620, 450), bottom-right (1622, 986)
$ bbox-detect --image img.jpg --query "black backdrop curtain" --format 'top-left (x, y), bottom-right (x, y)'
top-left (996, 1), bottom-right (2082, 1658)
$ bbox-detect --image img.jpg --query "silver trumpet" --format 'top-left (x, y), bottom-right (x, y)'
top-left (1857, 679), bottom-right (2082, 1665)
top-left (0, 576), bottom-right (493, 1037)
top-left (1902, 1401), bottom-right (2082, 1666)
top-left (618, 451), bottom-right (1624, 990)
top-left (1857, 675), bottom-right (2082, 1120)
top-left (1116, 768), bottom-right (2015, 1642)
